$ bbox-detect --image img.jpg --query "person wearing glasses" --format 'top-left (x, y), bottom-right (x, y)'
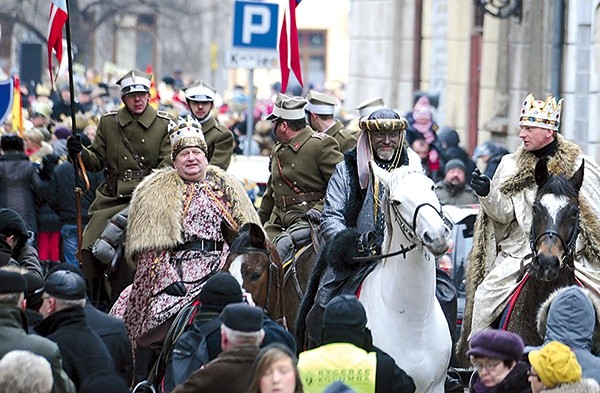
top-left (528, 341), bottom-right (599, 393)
top-left (467, 329), bottom-right (531, 392)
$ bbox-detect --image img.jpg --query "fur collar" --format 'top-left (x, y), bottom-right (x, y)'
top-left (536, 286), bottom-right (600, 355)
top-left (126, 166), bottom-right (259, 260)
top-left (499, 135), bottom-right (581, 196)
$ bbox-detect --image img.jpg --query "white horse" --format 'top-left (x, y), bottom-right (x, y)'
top-left (359, 164), bottom-right (452, 393)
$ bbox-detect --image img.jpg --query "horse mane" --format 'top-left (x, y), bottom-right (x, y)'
top-left (295, 229), bottom-right (367, 348)
top-left (536, 174), bottom-right (578, 200)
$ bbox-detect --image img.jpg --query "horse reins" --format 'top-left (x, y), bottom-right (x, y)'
top-left (529, 206), bottom-right (580, 270)
top-left (230, 247), bottom-right (287, 329)
top-left (354, 202), bottom-right (450, 263)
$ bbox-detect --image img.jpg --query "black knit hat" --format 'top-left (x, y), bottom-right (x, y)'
top-left (467, 329), bottom-right (524, 361)
top-left (44, 270), bottom-right (86, 300)
top-left (0, 270), bottom-right (27, 294)
top-left (220, 303), bottom-right (263, 332)
top-left (322, 295), bottom-right (367, 329)
top-left (438, 127), bottom-right (460, 147)
top-left (199, 272), bottom-right (243, 311)
top-left (24, 272), bottom-right (44, 310)
top-left (0, 208), bottom-right (29, 240)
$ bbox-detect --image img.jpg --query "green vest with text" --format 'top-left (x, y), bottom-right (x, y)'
top-left (298, 342), bottom-right (377, 393)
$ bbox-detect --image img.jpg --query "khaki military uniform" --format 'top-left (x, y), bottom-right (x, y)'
top-left (201, 116), bottom-right (234, 170)
top-left (258, 127), bottom-right (343, 240)
top-left (80, 105), bottom-right (172, 252)
top-left (325, 120), bottom-right (356, 152)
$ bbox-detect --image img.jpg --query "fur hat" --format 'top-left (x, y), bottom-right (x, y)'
top-left (199, 273), bottom-right (243, 311)
top-left (528, 341), bottom-right (581, 389)
top-left (467, 329), bottom-right (524, 361)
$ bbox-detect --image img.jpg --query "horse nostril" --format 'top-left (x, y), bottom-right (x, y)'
top-left (423, 233), bottom-right (433, 244)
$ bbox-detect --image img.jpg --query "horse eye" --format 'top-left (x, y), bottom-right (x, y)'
top-left (249, 272), bottom-right (262, 281)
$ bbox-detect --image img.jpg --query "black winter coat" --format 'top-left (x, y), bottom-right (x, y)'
top-left (35, 306), bottom-right (115, 389)
top-left (84, 301), bottom-right (133, 384)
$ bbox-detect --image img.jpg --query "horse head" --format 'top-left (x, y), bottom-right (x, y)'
top-left (221, 222), bottom-right (285, 323)
top-left (371, 162), bottom-right (451, 256)
top-left (530, 158), bottom-right (584, 282)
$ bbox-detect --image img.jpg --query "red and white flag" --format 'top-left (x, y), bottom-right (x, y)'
top-left (278, 0), bottom-right (303, 93)
top-left (47, 0), bottom-right (68, 87)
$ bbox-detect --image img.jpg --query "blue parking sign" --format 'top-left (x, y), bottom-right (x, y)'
top-left (232, 1), bottom-right (279, 50)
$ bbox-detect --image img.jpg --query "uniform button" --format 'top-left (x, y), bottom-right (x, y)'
top-left (291, 163), bottom-right (295, 168)
top-left (119, 194), bottom-right (123, 197)
top-left (278, 183), bottom-right (282, 187)
top-left (124, 156), bottom-right (128, 160)
top-left (141, 139), bottom-right (145, 143)
top-left (293, 181), bottom-right (297, 185)
top-left (141, 156), bottom-right (144, 160)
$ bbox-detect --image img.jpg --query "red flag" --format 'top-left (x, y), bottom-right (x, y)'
top-left (279, 0), bottom-right (303, 93)
top-left (47, 0), bottom-right (68, 87)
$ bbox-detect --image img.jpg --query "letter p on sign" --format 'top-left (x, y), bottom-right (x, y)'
top-left (233, 1), bottom-right (279, 50)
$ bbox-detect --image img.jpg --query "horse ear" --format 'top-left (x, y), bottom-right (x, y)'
top-left (534, 157), bottom-right (550, 187)
top-left (221, 220), bottom-right (239, 246)
top-left (370, 161), bottom-right (391, 188)
top-left (248, 223), bottom-right (266, 248)
top-left (571, 161), bottom-right (585, 192)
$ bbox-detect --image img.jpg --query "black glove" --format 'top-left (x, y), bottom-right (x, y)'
top-left (304, 208), bottom-right (322, 224)
top-left (470, 168), bottom-right (491, 197)
top-left (67, 135), bottom-right (83, 156)
top-left (163, 281), bottom-right (187, 297)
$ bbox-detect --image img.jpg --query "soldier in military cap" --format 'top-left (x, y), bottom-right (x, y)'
top-left (67, 69), bottom-right (174, 306)
top-left (355, 97), bottom-right (385, 118)
top-left (184, 81), bottom-right (234, 170)
top-left (258, 94), bottom-right (343, 262)
top-left (305, 90), bottom-right (356, 152)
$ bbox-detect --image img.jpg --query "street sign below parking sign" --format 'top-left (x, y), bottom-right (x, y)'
top-left (232, 1), bottom-right (279, 50)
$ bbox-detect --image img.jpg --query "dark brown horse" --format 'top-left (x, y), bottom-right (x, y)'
top-left (502, 158), bottom-right (583, 345)
top-left (222, 222), bottom-right (287, 327)
top-left (222, 221), bottom-right (318, 335)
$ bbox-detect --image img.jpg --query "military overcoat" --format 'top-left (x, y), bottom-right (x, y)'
top-left (201, 116), bottom-right (234, 170)
top-left (80, 104), bottom-right (172, 251)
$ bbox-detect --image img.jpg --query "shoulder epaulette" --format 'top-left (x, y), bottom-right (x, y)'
top-left (157, 111), bottom-right (177, 121)
top-left (311, 132), bottom-right (327, 140)
top-left (102, 110), bottom-right (118, 117)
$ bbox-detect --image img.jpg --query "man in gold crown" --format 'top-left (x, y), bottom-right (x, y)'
top-left (460, 93), bottom-right (600, 353)
top-left (112, 117), bottom-right (259, 381)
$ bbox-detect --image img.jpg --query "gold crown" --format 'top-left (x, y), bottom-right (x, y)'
top-left (519, 94), bottom-right (563, 132)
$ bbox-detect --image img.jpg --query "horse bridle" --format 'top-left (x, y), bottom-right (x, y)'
top-left (353, 201), bottom-right (452, 263)
top-left (529, 204), bottom-right (580, 270)
top-left (229, 247), bottom-right (287, 328)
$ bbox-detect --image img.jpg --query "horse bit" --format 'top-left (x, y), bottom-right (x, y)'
top-left (353, 201), bottom-right (452, 263)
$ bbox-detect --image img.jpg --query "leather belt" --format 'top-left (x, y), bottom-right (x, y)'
top-left (176, 239), bottom-right (224, 252)
top-left (274, 191), bottom-right (325, 208)
top-left (119, 169), bottom-right (149, 181)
